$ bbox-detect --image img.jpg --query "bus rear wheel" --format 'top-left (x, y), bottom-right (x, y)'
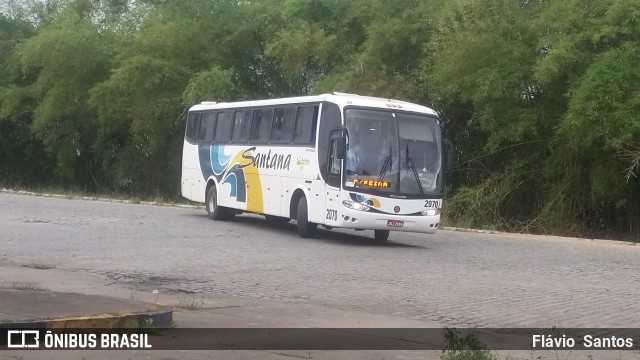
top-left (374, 230), bottom-right (390, 241)
top-left (206, 186), bottom-right (233, 220)
top-left (296, 196), bottom-right (316, 238)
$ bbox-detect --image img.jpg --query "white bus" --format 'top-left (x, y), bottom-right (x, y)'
top-left (181, 93), bottom-right (453, 241)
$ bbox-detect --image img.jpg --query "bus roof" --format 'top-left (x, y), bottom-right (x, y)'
top-left (188, 93), bottom-right (438, 116)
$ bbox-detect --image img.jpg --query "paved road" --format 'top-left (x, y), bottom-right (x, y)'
top-left (1, 193), bottom-right (638, 328)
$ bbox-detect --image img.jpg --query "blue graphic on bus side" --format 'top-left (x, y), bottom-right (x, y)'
top-left (199, 145), bottom-right (247, 203)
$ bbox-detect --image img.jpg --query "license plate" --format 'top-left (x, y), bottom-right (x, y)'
top-left (387, 220), bottom-right (404, 228)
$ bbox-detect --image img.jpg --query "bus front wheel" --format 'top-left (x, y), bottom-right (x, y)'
top-left (296, 197), bottom-right (316, 238)
top-left (374, 230), bottom-right (390, 241)
top-left (206, 186), bottom-right (233, 220)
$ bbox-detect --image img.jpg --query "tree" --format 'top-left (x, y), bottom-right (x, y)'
top-left (19, 1), bottom-right (115, 191)
top-left (537, 0), bottom-right (640, 235)
top-left (0, 13), bottom-right (53, 187)
top-left (315, 0), bottom-right (441, 102)
top-left (424, 0), bottom-right (548, 231)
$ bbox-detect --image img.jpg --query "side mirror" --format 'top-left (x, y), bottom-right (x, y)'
top-left (443, 139), bottom-right (454, 172)
top-left (336, 136), bottom-right (346, 159)
top-left (331, 129), bottom-right (347, 159)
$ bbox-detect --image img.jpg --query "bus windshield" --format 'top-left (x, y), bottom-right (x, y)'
top-left (343, 108), bottom-right (443, 197)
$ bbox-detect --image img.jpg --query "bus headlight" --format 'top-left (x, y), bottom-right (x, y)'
top-left (342, 200), bottom-right (370, 212)
top-left (421, 209), bottom-right (441, 216)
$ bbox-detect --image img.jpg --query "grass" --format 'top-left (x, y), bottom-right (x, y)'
top-left (21, 262), bottom-right (55, 270)
top-left (11, 282), bottom-right (47, 291)
top-left (440, 327), bottom-right (496, 360)
top-left (141, 318), bottom-right (154, 329)
top-left (173, 296), bottom-right (205, 311)
top-left (439, 328), bottom-right (639, 360)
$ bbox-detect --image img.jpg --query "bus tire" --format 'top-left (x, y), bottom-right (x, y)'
top-left (374, 230), bottom-right (390, 241)
top-left (296, 196), bottom-right (316, 238)
top-left (265, 215), bottom-right (290, 224)
top-left (206, 185), bottom-right (232, 220)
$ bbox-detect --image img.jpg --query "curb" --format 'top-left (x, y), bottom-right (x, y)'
top-left (441, 226), bottom-right (638, 246)
top-left (0, 307), bottom-right (173, 330)
top-left (0, 188), bottom-right (200, 210)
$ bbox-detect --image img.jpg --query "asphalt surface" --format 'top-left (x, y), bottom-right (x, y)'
top-left (0, 287), bottom-right (171, 331)
top-left (1, 192), bottom-right (638, 328)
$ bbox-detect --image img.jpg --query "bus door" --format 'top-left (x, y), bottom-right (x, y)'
top-left (324, 129), bottom-right (345, 226)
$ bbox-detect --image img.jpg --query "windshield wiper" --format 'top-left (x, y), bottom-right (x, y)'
top-left (405, 143), bottom-right (424, 195)
top-left (376, 146), bottom-right (393, 190)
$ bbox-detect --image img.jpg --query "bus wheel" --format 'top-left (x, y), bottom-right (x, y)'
top-left (296, 197), bottom-right (316, 238)
top-left (265, 215), bottom-right (290, 224)
top-left (374, 230), bottom-right (390, 241)
top-left (206, 186), bottom-right (231, 220)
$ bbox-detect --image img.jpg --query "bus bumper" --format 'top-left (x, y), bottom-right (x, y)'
top-left (336, 209), bottom-right (440, 234)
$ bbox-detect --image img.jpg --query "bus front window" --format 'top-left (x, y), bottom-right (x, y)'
top-left (344, 108), bottom-right (443, 197)
top-left (344, 110), bottom-right (398, 185)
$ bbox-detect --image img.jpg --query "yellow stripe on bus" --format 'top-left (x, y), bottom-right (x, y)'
top-left (230, 149), bottom-right (263, 213)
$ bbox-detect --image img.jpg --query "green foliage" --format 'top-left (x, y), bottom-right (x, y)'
top-left (89, 54), bottom-right (188, 194)
top-left (265, 21), bottom-right (336, 92)
top-left (182, 67), bottom-right (243, 107)
top-left (0, 12), bottom-right (53, 187)
top-left (17, 2), bottom-right (116, 191)
top-left (440, 327), bottom-right (496, 360)
top-left (0, 0), bottom-right (639, 239)
top-left (534, 0), bottom-right (640, 237)
top-left (562, 44), bottom-right (640, 151)
top-left (428, 0), bottom-right (544, 149)
top-left (427, 0), bottom-right (640, 239)
top-left (316, 0), bottom-right (440, 101)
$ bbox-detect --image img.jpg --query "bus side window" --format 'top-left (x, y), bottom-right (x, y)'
top-left (232, 109), bottom-right (252, 142)
top-left (271, 107), bottom-right (296, 144)
top-left (326, 131), bottom-right (343, 188)
top-left (293, 105), bottom-right (318, 144)
top-left (198, 112), bottom-right (216, 143)
top-left (251, 108), bottom-right (273, 143)
top-left (214, 111), bottom-right (233, 143)
top-left (201, 112), bottom-right (216, 143)
top-left (198, 115), bottom-right (207, 142)
top-left (185, 112), bottom-right (201, 143)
